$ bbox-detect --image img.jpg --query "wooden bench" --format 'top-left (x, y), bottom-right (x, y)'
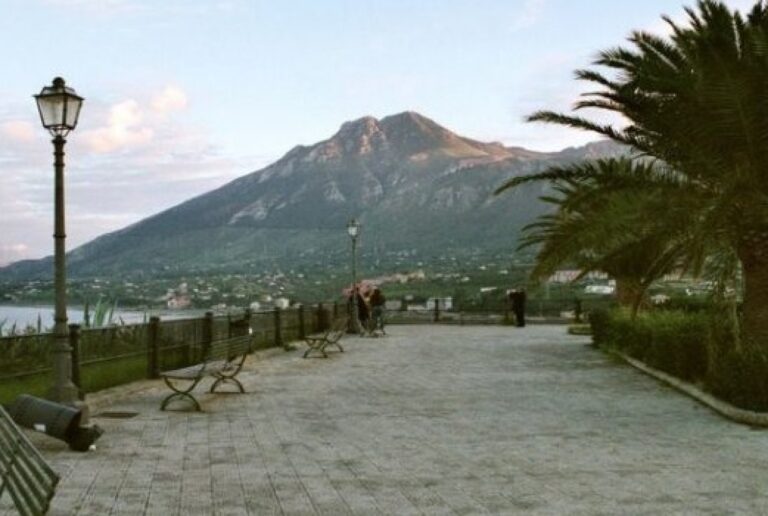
top-left (303, 317), bottom-right (348, 358)
top-left (0, 405), bottom-right (59, 516)
top-left (160, 333), bottom-right (253, 411)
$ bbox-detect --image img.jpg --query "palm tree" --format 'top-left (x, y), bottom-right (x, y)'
top-left (520, 0), bottom-right (768, 346)
top-left (498, 158), bottom-right (690, 318)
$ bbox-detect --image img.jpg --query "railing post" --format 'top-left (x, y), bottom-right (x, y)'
top-left (433, 298), bottom-right (440, 322)
top-left (202, 312), bottom-right (214, 362)
top-left (274, 307), bottom-right (285, 350)
top-left (68, 324), bottom-right (83, 399)
top-left (147, 316), bottom-right (161, 379)
top-left (244, 308), bottom-right (253, 336)
top-left (298, 305), bottom-right (306, 339)
top-left (315, 303), bottom-right (322, 332)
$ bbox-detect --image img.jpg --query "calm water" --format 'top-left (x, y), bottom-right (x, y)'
top-left (0, 305), bottom-right (192, 331)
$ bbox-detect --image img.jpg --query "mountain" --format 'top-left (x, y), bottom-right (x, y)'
top-left (0, 112), bottom-right (624, 280)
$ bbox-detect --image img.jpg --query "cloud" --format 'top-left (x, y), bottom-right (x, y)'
top-left (0, 83), bottom-right (269, 263)
top-left (511, 0), bottom-right (546, 32)
top-left (0, 244), bottom-right (31, 267)
top-left (1, 121), bottom-right (36, 143)
top-left (82, 99), bottom-right (154, 154)
top-left (152, 86), bottom-right (188, 114)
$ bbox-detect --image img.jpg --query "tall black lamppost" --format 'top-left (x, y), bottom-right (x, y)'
top-left (35, 77), bottom-right (84, 404)
top-left (347, 218), bottom-right (362, 333)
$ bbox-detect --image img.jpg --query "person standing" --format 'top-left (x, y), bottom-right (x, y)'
top-left (356, 288), bottom-right (370, 333)
top-left (369, 287), bottom-right (386, 335)
top-left (513, 288), bottom-right (527, 327)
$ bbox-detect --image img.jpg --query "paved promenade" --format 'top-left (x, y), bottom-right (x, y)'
top-left (4, 325), bottom-right (768, 515)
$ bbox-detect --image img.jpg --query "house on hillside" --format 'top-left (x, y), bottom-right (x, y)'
top-left (549, 270), bottom-right (609, 283)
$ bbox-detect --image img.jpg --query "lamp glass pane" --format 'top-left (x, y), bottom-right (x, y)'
top-left (36, 94), bottom-right (65, 128)
top-left (64, 97), bottom-right (83, 128)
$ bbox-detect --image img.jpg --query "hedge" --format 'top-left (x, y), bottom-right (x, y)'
top-left (590, 308), bottom-right (768, 411)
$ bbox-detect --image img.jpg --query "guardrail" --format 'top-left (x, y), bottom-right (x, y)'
top-left (0, 303), bottom-right (337, 404)
top-left (0, 297), bottom-right (611, 403)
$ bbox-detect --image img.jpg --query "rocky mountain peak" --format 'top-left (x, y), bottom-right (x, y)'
top-left (0, 108), bottom-right (625, 280)
top-left (336, 115), bottom-right (381, 138)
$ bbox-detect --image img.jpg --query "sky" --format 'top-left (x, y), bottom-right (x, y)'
top-left (0, 0), bottom-right (755, 265)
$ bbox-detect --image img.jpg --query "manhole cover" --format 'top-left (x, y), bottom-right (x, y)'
top-left (94, 411), bottom-right (139, 419)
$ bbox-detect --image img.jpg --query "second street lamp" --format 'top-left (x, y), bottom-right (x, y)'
top-left (347, 218), bottom-right (362, 334)
top-left (34, 77), bottom-right (84, 406)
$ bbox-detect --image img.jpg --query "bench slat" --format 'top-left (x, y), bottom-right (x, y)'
top-left (0, 407), bottom-right (58, 516)
top-left (0, 418), bottom-right (57, 491)
top-left (160, 360), bottom-right (229, 379)
top-left (208, 335), bottom-right (252, 361)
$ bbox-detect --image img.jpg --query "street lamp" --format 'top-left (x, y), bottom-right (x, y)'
top-left (35, 77), bottom-right (84, 405)
top-left (346, 218), bottom-right (362, 333)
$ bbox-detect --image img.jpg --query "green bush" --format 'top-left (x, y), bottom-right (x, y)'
top-left (590, 307), bottom-right (768, 411)
top-left (707, 333), bottom-right (768, 412)
top-left (587, 309), bottom-right (612, 346)
top-left (590, 309), bottom-right (709, 383)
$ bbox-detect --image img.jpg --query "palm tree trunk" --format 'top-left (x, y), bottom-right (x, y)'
top-left (739, 242), bottom-right (768, 348)
top-left (615, 278), bottom-right (646, 319)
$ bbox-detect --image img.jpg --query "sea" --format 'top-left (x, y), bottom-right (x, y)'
top-left (0, 305), bottom-right (193, 332)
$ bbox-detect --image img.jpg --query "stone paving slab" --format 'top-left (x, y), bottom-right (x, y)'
top-left (2, 325), bottom-right (768, 515)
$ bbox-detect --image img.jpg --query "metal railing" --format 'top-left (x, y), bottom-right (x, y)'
top-left (0, 303), bottom-right (338, 404)
top-left (0, 297), bottom-right (612, 403)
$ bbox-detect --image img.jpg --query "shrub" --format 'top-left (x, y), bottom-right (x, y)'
top-left (707, 336), bottom-right (768, 412)
top-left (590, 309), bottom-right (709, 383)
top-left (588, 309), bottom-right (612, 346)
top-left (590, 306), bottom-right (768, 410)
top-left (641, 311), bottom-right (709, 383)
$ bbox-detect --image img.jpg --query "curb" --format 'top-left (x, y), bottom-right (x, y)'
top-left (610, 349), bottom-right (768, 428)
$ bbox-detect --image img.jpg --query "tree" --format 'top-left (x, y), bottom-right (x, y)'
top-left (497, 158), bottom-right (690, 318)
top-left (519, 1), bottom-right (768, 345)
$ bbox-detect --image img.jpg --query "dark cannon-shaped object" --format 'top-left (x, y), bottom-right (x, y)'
top-left (6, 395), bottom-right (103, 452)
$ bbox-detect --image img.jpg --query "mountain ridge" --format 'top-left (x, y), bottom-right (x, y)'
top-left (0, 112), bottom-right (625, 280)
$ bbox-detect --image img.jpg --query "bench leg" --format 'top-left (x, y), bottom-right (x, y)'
top-left (161, 377), bottom-right (202, 411)
top-left (303, 347), bottom-right (328, 358)
top-left (210, 374), bottom-right (245, 393)
top-left (303, 339), bottom-right (328, 358)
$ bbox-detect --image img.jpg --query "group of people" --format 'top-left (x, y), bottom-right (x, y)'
top-left (350, 286), bottom-right (386, 334)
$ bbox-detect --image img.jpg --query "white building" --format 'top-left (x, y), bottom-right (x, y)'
top-left (426, 297), bottom-right (453, 310)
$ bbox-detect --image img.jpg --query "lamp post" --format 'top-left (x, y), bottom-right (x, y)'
top-left (34, 77), bottom-right (84, 405)
top-left (347, 218), bottom-right (362, 333)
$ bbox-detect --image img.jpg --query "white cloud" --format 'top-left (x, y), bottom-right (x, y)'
top-left (511, 0), bottom-right (546, 32)
top-left (151, 85), bottom-right (188, 114)
top-left (0, 84), bottom-right (269, 263)
top-left (1, 121), bottom-right (36, 143)
top-left (82, 99), bottom-right (154, 154)
top-left (0, 244), bottom-right (31, 267)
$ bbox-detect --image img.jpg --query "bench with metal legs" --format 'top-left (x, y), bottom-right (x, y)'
top-left (303, 317), bottom-right (348, 358)
top-left (160, 334), bottom-right (252, 411)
